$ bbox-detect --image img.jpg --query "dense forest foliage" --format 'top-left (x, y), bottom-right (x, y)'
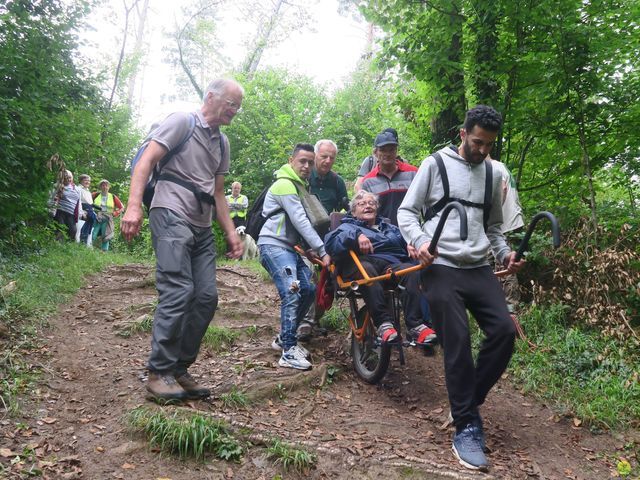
top-left (1, 0), bottom-right (637, 338)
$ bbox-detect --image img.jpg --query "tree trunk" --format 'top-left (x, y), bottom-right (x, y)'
top-left (125, 0), bottom-right (149, 108)
top-left (430, 13), bottom-right (465, 148)
top-left (578, 124), bottom-right (598, 234)
top-left (108, 0), bottom-right (139, 111)
top-left (242, 0), bottom-right (285, 78)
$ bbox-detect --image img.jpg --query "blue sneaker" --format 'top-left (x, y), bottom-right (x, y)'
top-left (472, 415), bottom-right (487, 453)
top-left (452, 424), bottom-right (489, 471)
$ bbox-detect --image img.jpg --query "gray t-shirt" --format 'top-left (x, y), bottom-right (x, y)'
top-left (149, 110), bottom-right (230, 227)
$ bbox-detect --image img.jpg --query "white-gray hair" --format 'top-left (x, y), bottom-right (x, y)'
top-left (314, 139), bottom-right (338, 154)
top-left (202, 78), bottom-right (244, 102)
top-left (349, 190), bottom-right (378, 214)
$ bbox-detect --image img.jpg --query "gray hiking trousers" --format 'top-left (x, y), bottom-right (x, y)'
top-left (147, 208), bottom-right (218, 375)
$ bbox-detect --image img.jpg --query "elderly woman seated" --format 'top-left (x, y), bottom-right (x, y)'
top-left (324, 191), bottom-right (436, 345)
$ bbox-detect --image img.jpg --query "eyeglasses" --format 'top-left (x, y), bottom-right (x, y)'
top-left (356, 200), bottom-right (377, 208)
top-left (224, 98), bottom-right (241, 112)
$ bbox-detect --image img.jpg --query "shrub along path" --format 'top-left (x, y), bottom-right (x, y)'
top-left (0, 263), bottom-right (631, 479)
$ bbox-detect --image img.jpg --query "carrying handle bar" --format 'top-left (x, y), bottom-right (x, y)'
top-left (495, 211), bottom-right (561, 277)
top-left (515, 211), bottom-right (561, 261)
top-left (428, 201), bottom-right (468, 255)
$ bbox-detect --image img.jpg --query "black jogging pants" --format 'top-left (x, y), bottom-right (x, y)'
top-left (421, 264), bottom-right (516, 429)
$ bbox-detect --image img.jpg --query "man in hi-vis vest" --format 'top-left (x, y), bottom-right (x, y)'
top-left (226, 181), bottom-right (248, 228)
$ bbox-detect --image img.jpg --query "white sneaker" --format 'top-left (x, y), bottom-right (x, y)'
top-left (271, 335), bottom-right (310, 359)
top-left (279, 345), bottom-right (312, 370)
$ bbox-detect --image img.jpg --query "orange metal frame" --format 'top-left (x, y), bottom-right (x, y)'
top-left (297, 246), bottom-right (516, 341)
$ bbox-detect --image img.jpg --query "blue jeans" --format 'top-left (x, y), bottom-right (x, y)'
top-left (259, 244), bottom-right (315, 351)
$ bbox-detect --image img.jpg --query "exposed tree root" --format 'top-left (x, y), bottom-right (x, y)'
top-left (216, 363), bottom-right (329, 402)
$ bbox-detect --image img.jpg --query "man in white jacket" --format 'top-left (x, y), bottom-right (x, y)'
top-left (398, 105), bottom-right (524, 472)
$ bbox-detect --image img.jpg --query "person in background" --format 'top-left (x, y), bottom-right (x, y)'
top-left (50, 170), bottom-right (81, 241)
top-left (308, 139), bottom-right (349, 215)
top-left (77, 174), bottom-right (95, 246)
top-left (300, 139), bottom-right (349, 340)
top-left (361, 130), bottom-right (418, 226)
top-left (354, 128), bottom-right (405, 192)
top-left (226, 181), bottom-right (248, 228)
top-left (91, 179), bottom-right (123, 252)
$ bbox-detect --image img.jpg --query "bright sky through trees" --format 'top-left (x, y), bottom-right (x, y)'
top-left (81, 0), bottom-right (369, 125)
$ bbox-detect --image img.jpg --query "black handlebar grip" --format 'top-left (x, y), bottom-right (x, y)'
top-left (428, 201), bottom-right (468, 255)
top-left (515, 211), bottom-right (561, 261)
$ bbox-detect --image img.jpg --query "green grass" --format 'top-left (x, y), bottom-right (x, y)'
top-left (220, 387), bottom-right (250, 409)
top-left (319, 303), bottom-right (350, 333)
top-left (126, 406), bottom-right (243, 461)
top-left (117, 313), bottom-right (153, 337)
top-left (266, 438), bottom-right (317, 473)
top-left (0, 243), bottom-right (132, 414)
top-left (202, 325), bottom-right (240, 352)
top-left (508, 303), bottom-right (640, 430)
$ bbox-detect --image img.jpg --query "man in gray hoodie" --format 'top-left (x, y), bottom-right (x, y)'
top-left (398, 105), bottom-right (525, 472)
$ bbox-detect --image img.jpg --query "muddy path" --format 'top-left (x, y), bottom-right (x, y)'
top-left (0, 263), bottom-right (630, 479)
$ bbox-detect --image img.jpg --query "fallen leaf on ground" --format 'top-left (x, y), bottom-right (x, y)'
top-left (0, 448), bottom-right (15, 457)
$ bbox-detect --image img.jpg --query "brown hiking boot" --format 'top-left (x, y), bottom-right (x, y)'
top-left (146, 373), bottom-right (188, 403)
top-left (176, 372), bottom-right (211, 399)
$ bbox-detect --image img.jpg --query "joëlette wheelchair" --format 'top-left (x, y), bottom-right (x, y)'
top-left (323, 207), bottom-right (560, 385)
top-left (329, 202), bottom-right (468, 384)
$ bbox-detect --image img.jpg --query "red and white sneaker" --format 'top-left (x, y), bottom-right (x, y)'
top-left (410, 325), bottom-right (437, 345)
top-left (377, 322), bottom-right (398, 343)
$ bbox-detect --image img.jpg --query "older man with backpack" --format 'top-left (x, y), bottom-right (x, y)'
top-left (121, 78), bottom-right (244, 403)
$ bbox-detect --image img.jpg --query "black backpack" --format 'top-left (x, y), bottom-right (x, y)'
top-left (131, 113), bottom-right (226, 211)
top-left (245, 178), bottom-right (330, 240)
top-left (245, 184), bottom-right (273, 239)
top-left (422, 151), bottom-right (493, 231)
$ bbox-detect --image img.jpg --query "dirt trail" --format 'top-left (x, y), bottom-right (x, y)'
top-left (0, 263), bottom-right (629, 479)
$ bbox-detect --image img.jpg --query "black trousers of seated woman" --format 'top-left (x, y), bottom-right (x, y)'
top-left (340, 256), bottom-right (423, 331)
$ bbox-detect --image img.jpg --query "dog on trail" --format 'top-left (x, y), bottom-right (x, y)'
top-left (236, 226), bottom-right (259, 261)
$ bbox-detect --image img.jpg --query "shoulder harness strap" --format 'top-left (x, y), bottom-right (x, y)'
top-left (422, 153), bottom-right (493, 231)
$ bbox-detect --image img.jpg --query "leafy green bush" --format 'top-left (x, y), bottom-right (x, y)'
top-left (510, 304), bottom-right (640, 430)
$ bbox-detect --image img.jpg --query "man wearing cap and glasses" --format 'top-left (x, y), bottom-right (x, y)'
top-left (360, 130), bottom-right (418, 226)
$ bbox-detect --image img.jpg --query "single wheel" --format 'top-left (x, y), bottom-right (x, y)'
top-left (350, 306), bottom-right (391, 384)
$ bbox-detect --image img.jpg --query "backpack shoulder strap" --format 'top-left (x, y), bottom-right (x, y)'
top-left (422, 152), bottom-right (449, 221)
top-left (368, 155), bottom-right (375, 172)
top-left (482, 159), bottom-right (493, 231)
top-left (157, 113), bottom-right (197, 173)
top-left (219, 132), bottom-right (226, 161)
